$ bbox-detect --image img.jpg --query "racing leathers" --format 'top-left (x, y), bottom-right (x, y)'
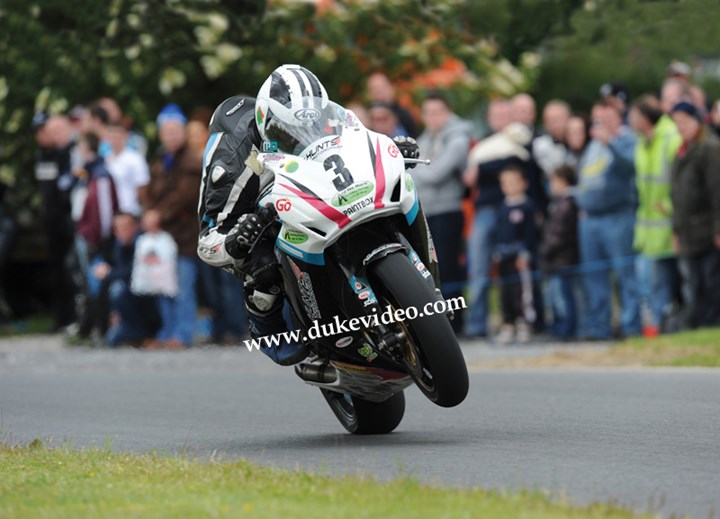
top-left (197, 95), bottom-right (306, 364)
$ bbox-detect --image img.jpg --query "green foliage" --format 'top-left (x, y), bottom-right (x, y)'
top-left (0, 0), bottom-right (528, 218)
top-left (533, 0), bottom-right (720, 111)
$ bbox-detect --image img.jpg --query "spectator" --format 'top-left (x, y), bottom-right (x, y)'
top-left (366, 72), bottom-right (419, 138)
top-left (368, 101), bottom-right (403, 138)
top-left (600, 82), bottom-right (630, 120)
top-left (33, 114), bottom-right (78, 331)
top-left (533, 100), bottom-right (571, 185)
top-left (576, 100), bottom-right (641, 340)
top-left (80, 104), bottom-right (110, 144)
top-left (628, 95), bottom-right (682, 334)
top-left (689, 85), bottom-right (708, 115)
top-left (670, 102), bottom-right (720, 328)
top-left (94, 213), bottom-right (159, 346)
top-left (186, 120), bottom-right (210, 157)
top-left (74, 132), bottom-right (119, 270)
top-left (660, 79), bottom-right (689, 116)
top-left (140, 103), bottom-right (202, 348)
top-left (412, 91), bottom-right (472, 334)
top-left (540, 165), bottom-right (579, 340)
top-left (564, 114), bottom-right (591, 170)
top-left (71, 131), bottom-right (119, 343)
top-left (0, 178), bottom-right (17, 322)
top-left (463, 122), bottom-right (533, 338)
top-left (345, 100), bottom-right (371, 129)
top-left (97, 97), bottom-right (148, 158)
top-left (511, 93), bottom-right (547, 327)
top-left (486, 98), bottom-right (513, 135)
top-left (105, 121), bottom-right (150, 216)
top-left (510, 93), bottom-right (537, 130)
top-left (131, 209), bottom-right (182, 348)
top-left (666, 61), bottom-right (692, 85)
top-left (492, 165), bottom-right (538, 344)
top-left (710, 99), bottom-right (720, 137)
top-left (187, 113), bottom-right (249, 344)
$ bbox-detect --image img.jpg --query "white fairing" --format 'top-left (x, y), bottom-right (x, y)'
top-left (258, 109), bottom-right (420, 266)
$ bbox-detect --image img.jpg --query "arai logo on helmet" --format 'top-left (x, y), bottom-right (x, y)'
top-left (294, 108), bottom-right (321, 122)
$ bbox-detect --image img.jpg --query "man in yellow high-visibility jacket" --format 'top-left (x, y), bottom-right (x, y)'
top-left (628, 95), bottom-right (682, 333)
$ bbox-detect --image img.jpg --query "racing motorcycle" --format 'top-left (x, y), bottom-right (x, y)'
top-left (252, 99), bottom-right (469, 434)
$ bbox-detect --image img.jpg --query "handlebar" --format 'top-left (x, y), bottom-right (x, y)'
top-left (404, 158), bottom-right (431, 165)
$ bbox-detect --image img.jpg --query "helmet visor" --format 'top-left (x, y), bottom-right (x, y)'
top-left (264, 100), bottom-right (345, 156)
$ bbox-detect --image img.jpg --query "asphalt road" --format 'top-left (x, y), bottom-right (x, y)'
top-left (1, 336), bottom-right (719, 519)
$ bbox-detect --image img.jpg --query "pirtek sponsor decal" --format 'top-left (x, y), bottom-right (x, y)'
top-left (341, 195), bottom-right (374, 216)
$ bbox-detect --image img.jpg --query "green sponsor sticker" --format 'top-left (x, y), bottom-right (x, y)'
top-left (405, 174), bottom-right (414, 191)
top-left (331, 181), bottom-right (374, 207)
top-left (357, 343), bottom-right (377, 361)
top-left (282, 229), bottom-right (308, 244)
top-left (285, 160), bottom-right (299, 173)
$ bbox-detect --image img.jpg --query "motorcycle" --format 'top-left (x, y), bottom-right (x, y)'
top-left (252, 99), bottom-right (469, 434)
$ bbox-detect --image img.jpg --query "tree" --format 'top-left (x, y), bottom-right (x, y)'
top-left (533, 0), bottom-right (720, 111)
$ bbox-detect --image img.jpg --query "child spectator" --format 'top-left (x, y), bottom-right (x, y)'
top-left (540, 165), bottom-right (580, 340)
top-left (92, 213), bottom-right (159, 346)
top-left (131, 209), bottom-right (182, 349)
top-left (492, 165), bottom-right (538, 344)
top-left (71, 131), bottom-right (119, 344)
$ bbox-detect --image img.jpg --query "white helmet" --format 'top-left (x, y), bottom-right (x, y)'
top-left (255, 64), bottom-right (332, 154)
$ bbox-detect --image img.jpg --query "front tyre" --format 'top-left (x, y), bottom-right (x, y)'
top-left (370, 252), bottom-right (469, 407)
top-left (321, 389), bottom-right (405, 434)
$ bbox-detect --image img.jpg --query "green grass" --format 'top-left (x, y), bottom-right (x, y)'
top-left (0, 315), bottom-right (53, 337)
top-left (615, 328), bottom-right (720, 367)
top-left (0, 441), bottom-right (655, 519)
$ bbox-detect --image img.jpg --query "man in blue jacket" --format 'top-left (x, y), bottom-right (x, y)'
top-left (576, 100), bottom-right (641, 340)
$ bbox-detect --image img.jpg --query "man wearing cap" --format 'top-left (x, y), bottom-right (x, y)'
top-left (666, 61), bottom-right (692, 85)
top-left (141, 104), bottom-right (202, 348)
top-left (669, 101), bottom-right (720, 328)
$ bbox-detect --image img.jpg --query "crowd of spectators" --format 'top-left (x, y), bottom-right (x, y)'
top-left (18, 98), bottom-right (247, 348)
top-left (364, 64), bottom-right (720, 343)
top-left (3, 61), bottom-right (719, 348)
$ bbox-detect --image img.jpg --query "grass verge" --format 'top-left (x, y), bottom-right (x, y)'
top-left (474, 328), bottom-right (720, 369)
top-left (0, 315), bottom-right (53, 337)
top-left (616, 328), bottom-right (720, 367)
top-left (0, 440), bottom-right (653, 519)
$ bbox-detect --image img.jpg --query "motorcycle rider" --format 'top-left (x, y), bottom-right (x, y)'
top-left (197, 64), bottom-right (420, 365)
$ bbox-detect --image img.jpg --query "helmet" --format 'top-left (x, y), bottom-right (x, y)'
top-left (255, 64), bottom-right (334, 155)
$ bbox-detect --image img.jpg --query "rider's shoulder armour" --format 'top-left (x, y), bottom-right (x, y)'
top-left (209, 95), bottom-right (259, 141)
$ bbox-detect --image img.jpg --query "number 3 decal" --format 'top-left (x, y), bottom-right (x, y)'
top-left (323, 155), bottom-right (354, 191)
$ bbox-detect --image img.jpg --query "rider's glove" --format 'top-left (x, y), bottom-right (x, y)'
top-left (225, 213), bottom-right (265, 260)
top-left (393, 136), bottom-right (420, 169)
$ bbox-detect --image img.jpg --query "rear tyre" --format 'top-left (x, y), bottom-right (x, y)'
top-left (370, 252), bottom-right (469, 407)
top-left (321, 389), bottom-right (405, 434)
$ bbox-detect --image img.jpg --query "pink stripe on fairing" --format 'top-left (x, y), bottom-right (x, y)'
top-left (278, 183), bottom-right (352, 228)
top-left (374, 138), bottom-right (386, 209)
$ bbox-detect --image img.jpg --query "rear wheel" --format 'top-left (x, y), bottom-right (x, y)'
top-left (321, 389), bottom-right (405, 434)
top-left (370, 252), bottom-right (469, 407)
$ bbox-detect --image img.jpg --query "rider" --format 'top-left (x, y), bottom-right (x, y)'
top-left (197, 64), bottom-right (420, 365)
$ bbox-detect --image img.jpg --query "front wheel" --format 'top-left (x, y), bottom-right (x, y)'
top-left (321, 389), bottom-right (405, 434)
top-left (370, 252), bottom-right (469, 407)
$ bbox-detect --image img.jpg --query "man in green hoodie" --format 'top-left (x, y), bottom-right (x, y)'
top-left (628, 94), bottom-right (682, 334)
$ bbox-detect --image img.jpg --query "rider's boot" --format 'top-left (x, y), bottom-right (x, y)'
top-left (246, 303), bottom-right (309, 365)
